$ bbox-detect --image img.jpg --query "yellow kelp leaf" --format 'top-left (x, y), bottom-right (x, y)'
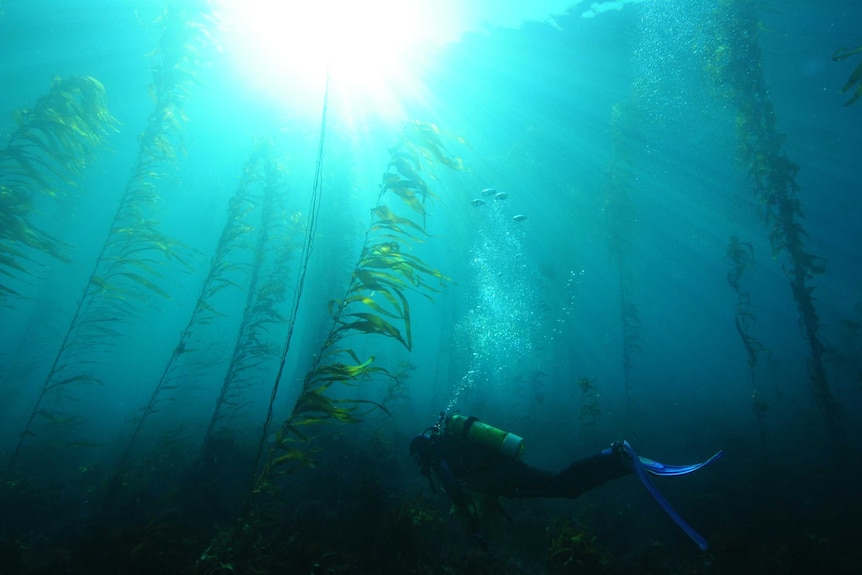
top-left (343, 294), bottom-right (403, 319)
top-left (372, 205), bottom-right (426, 235)
top-left (401, 120), bottom-right (464, 171)
top-left (46, 373), bottom-right (102, 391)
top-left (36, 410), bottom-right (84, 426)
top-left (269, 448), bottom-right (313, 469)
top-left (314, 356), bottom-right (377, 379)
top-left (284, 423), bottom-right (310, 441)
top-left (388, 154), bottom-right (422, 182)
top-left (350, 275), bottom-right (414, 313)
top-left (338, 312), bottom-right (408, 349)
top-left (351, 268), bottom-right (407, 293)
top-left (294, 388), bottom-right (338, 413)
top-left (293, 389), bottom-right (360, 424)
top-left (389, 186), bottom-right (426, 215)
top-left (358, 252), bottom-right (446, 294)
top-left (349, 398), bottom-right (392, 417)
top-left (114, 271), bottom-right (171, 299)
top-left (397, 252), bottom-right (449, 281)
top-left (842, 66), bottom-right (862, 105)
top-left (833, 45), bottom-right (862, 61)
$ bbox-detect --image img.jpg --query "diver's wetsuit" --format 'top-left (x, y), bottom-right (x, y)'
top-left (414, 430), bottom-right (632, 511)
top-left (412, 418), bottom-right (723, 550)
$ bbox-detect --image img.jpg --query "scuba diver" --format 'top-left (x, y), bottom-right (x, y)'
top-left (410, 412), bottom-right (723, 550)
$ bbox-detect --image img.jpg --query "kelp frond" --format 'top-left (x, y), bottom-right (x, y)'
top-left (833, 44), bottom-right (862, 106)
top-left (123, 140), bottom-right (280, 464)
top-left (8, 2), bottom-right (217, 470)
top-left (0, 75), bottom-right (118, 305)
top-left (249, 120), bottom-right (463, 502)
top-left (199, 140), bottom-right (301, 452)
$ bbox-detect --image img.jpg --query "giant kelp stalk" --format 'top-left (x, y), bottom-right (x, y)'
top-left (249, 120), bottom-right (462, 495)
top-left (708, 0), bottom-right (840, 442)
top-left (577, 377), bottom-right (602, 428)
top-left (7, 1), bottom-right (216, 471)
top-left (198, 121), bottom-right (463, 571)
top-left (726, 236), bottom-right (768, 441)
top-left (201, 143), bottom-right (299, 454)
top-left (602, 101), bottom-right (641, 415)
top-left (0, 76), bottom-right (118, 305)
top-left (116, 139), bottom-right (281, 467)
top-left (838, 317), bottom-right (862, 393)
top-left (832, 43), bottom-right (862, 105)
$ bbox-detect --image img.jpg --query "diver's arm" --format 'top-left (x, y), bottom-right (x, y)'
top-left (436, 456), bottom-right (486, 539)
top-left (436, 457), bottom-right (473, 510)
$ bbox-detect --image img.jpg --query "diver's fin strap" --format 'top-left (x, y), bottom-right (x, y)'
top-left (623, 441), bottom-right (717, 551)
top-left (639, 450), bottom-right (724, 477)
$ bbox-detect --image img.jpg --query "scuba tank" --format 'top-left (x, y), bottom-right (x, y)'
top-left (446, 414), bottom-right (525, 460)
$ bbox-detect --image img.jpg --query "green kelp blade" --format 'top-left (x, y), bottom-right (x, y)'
top-left (833, 45), bottom-right (862, 61)
top-left (114, 271), bottom-right (172, 299)
top-left (337, 312), bottom-right (408, 349)
top-left (36, 409), bottom-right (85, 426)
top-left (342, 287), bottom-right (411, 349)
top-left (0, 249), bottom-right (31, 276)
top-left (351, 268), bottom-right (410, 297)
top-left (293, 389), bottom-right (360, 423)
top-left (310, 356), bottom-right (379, 383)
top-left (388, 155), bottom-right (422, 182)
top-left (349, 398), bottom-right (392, 417)
top-left (268, 447), bottom-right (314, 469)
top-left (844, 79), bottom-right (862, 106)
top-left (45, 373), bottom-right (102, 391)
top-left (283, 424), bottom-right (310, 442)
top-left (0, 283), bottom-right (20, 300)
top-left (359, 247), bottom-right (447, 284)
top-left (371, 204), bottom-right (427, 235)
top-left (402, 120), bottom-right (465, 171)
top-left (321, 348), bottom-right (365, 364)
top-left (4, 148), bottom-right (54, 189)
top-left (388, 185), bottom-right (426, 215)
top-left (342, 293), bottom-right (404, 320)
top-left (204, 276), bottom-right (245, 298)
top-left (396, 251), bottom-right (449, 281)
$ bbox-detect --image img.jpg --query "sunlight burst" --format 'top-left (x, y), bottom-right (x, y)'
top-left (215, 0), bottom-right (441, 120)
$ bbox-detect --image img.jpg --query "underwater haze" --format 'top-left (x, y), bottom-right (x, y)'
top-left (2, 0), bottom-right (861, 573)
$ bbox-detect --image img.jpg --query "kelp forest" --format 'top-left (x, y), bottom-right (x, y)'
top-left (1, 1), bottom-right (861, 574)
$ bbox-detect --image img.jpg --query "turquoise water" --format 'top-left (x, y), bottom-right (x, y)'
top-left (1, 1), bottom-right (861, 573)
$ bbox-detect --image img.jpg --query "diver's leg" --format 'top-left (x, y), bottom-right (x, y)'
top-left (553, 444), bottom-right (632, 498)
top-left (464, 461), bottom-right (559, 498)
top-left (464, 445), bottom-right (631, 499)
top-left (479, 446), bottom-right (632, 499)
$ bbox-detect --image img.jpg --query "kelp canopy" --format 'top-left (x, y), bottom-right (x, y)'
top-left (1, 76), bottom-right (118, 303)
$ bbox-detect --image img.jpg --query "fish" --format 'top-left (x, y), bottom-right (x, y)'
top-left (481, 187), bottom-right (497, 196)
top-left (494, 192), bottom-right (509, 201)
top-left (512, 214), bottom-right (528, 222)
top-left (471, 199), bottom-right (486, 206)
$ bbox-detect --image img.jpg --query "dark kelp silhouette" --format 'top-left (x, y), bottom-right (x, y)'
top-left (7, 0), bottom-right (216, 472)
top-left (198, 120), bottom-right (463, 572)
top-left (250, 120), bottom-right (461, 495)
top-left (833, 44), bottom-right (862, 106)
top-left (708, 0), bottom-right (840, 444)
top-left (602, 101), bottom-right (642, 417)
top-left (201, 141), bottom-right (299, 454)
top-left (726, 236), bottom-right (768, 440)
top-left (0, 75), bottom-right (118, 305)
top-left (117, 139), bottom-right (294, 469)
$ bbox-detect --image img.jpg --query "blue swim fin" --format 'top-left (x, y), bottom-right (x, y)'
top-left (639, 450), bottom-right (724, 477)
top-left (621, 441), bottom-right (722, 551)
